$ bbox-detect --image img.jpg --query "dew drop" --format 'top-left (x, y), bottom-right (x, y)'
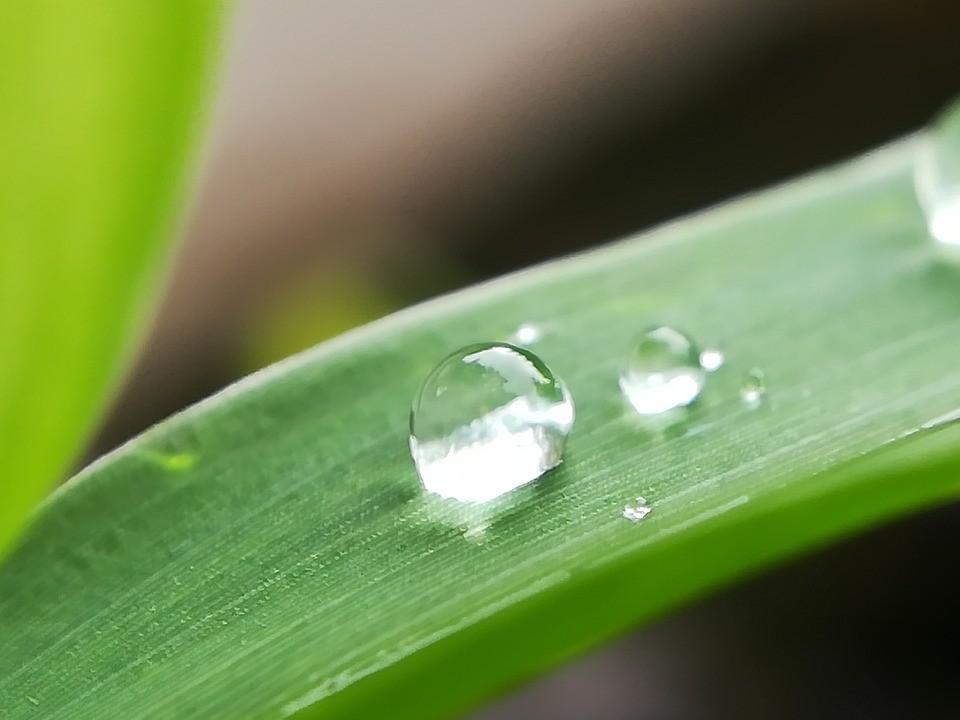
top-left (620, 326), bottom-right (706, 415)
top-left (622, 497), bottom-right (652, 522)
top-left (509, 322), bottom-right (542, 347)
top-left (699, 348), bottom-right (725, 372)
top-left (461, 522), bottom-right (489, 543)
top-left (741, 368), bottom-right (766, 407)
top-left (916, 97), bottom-right (960, 247)
top-left (410, 342), bottom-right (575, 503)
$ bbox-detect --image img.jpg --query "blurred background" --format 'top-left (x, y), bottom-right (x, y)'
top-left (88, 1), bottom-right (960, 717)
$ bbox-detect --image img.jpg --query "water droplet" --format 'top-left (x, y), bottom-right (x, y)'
top-left (620, 326), bottom-right (706, 415)
top-left (916, 97), bottom-right (960, 247)
top-left (509, 322), bottom-right (542, 347)
top-left (741, 368), bottom-right (766, 406)
top-left (462, 522), bottom-right (489, 543)
top-left (410, 342), bottom-right (575, 503)
top-left (699, 348), bottom-right (725, 372)
top-left (622, 497), bottom-right (652, 522)
top-left (26, 696), bottom-right (39, 706)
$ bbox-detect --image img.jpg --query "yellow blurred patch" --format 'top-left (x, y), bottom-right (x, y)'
top-left (239, 264), bottom-right (400, 373)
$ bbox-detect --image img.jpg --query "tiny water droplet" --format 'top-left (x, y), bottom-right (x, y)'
top-left (916, 97), bottom-right (960, 247)
top-left (410, 342), bottom-right (575, 503)
top-left (699, 348), bottom-right (725, 372)
top-left (622, 497), bottom-right (652, 522)
top-left (462, 522), bottom-right (490, 543)
top-left (509, 322), bottom-right (542, 347)
top-left (620, 326), bottom-right (706, 415)
top-left (741, 368), bottom-right (766, 407)
top-left (26, 696), bottom-right (39, 706)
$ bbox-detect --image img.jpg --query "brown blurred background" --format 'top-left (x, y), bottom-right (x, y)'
top-left (90, 1), bottom-right (960, 717)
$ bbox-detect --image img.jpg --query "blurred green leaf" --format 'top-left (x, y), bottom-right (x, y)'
top-left (0, 3), bottom-right (224, 555)
top-left (2, 136), bottom-right (960, 719)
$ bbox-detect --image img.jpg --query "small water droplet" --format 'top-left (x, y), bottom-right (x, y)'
top-left (741, 368), bottom-right (766, 407)
top-left (622, 497), bottom-right (652, 522)
top-left (916, 97), bottom-right (960, 247)
top-left (509, 322), bottom-right (542, 347)
top-left (410, 342), bottom-right (575, 503)
top-left (462, 522), bottom-right (490, 543)
top-left (620, 326), bottom-right (706, 415)
top-left (699, 348), bottom-right (725, 372)
top-left (26, 696), bottom-right (39, 706)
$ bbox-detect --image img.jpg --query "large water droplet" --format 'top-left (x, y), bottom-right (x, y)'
top-left (620, 326), bottom-right (706, 415)
top-left (410, 342), bottom-right (575, 503)
top-left (741, 368), bottom-right (766, 407)
top-left (916, 97), bottom-right (960, 247)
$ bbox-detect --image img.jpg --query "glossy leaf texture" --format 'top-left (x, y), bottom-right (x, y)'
top-left (2, 136), bottom-right (960, 719)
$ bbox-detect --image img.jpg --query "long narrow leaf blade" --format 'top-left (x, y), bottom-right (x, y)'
top-left (1, 137), bottom-right (959, 719)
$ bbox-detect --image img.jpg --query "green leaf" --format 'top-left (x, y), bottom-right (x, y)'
top-left (0, 2), bottom-right (225, 555)
top-left (2, 136), bottom-right (960, 720)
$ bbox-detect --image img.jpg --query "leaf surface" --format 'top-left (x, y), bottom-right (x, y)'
top-left (2, 136), bottom-right (959, 719)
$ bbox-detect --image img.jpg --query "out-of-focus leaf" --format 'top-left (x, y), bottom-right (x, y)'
top-left (0, 2), bottom-right (224, 555)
